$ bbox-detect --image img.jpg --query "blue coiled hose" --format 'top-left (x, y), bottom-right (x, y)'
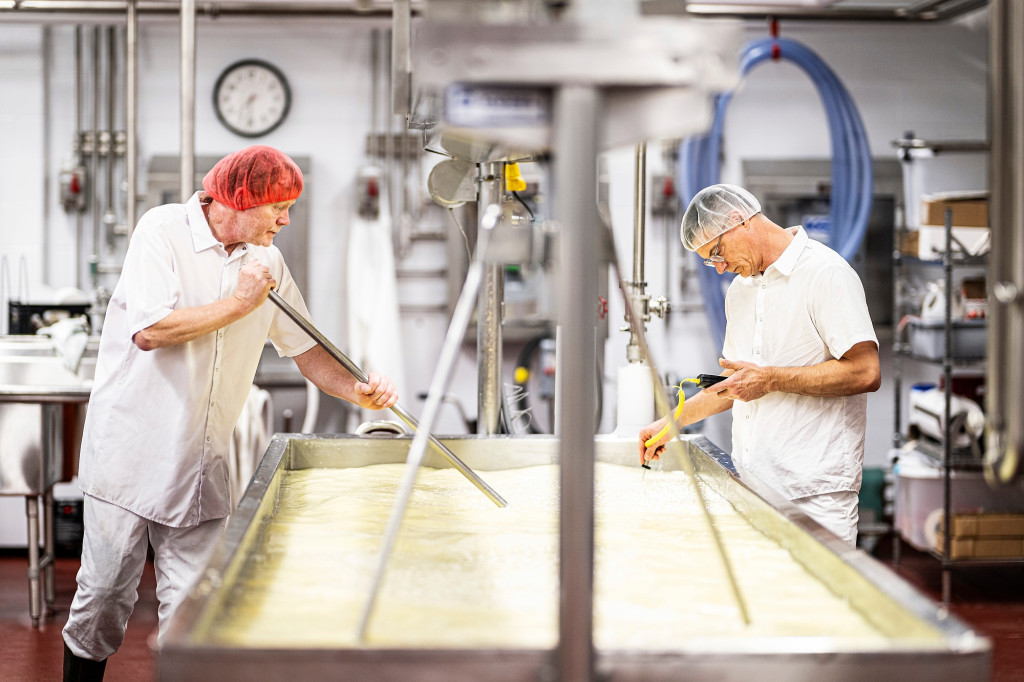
top-left (678, 36), bottom-right (873, 350)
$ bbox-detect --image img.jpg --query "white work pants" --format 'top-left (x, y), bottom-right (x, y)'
top-left (791, 490), bottom-right (860, 547)
top-left (62, 494), bottom-right (226, 661)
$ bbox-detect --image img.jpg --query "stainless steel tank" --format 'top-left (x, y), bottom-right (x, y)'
top-left (159, 434), bottom-right (989, 681)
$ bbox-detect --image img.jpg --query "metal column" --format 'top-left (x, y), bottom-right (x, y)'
top-left (986, 0), bottom-right (1024, 487)
top-left (179, 0), bottom-right (195, 202)
top-left (554, 85), bottom-right (600, 682)
top-left (477, 162), bottom-right (504, 435)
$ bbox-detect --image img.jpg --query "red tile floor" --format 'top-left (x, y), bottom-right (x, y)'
top-left (1, 535), bottom-right (1022, 682)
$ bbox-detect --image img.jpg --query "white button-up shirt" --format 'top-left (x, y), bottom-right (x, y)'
top-left (78, 192), bottom-right (315, 527)
top-left (723, 227), bottom-right (877, 500)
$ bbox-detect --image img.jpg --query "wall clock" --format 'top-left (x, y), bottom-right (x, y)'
top-left (213, 59), bottom-right (292, 138)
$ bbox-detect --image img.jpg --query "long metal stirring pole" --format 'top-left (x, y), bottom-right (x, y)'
top-left (356, 204), bottom-right (502, 641)
top-left (604, 224), bottom-right (751, 626)
top-left (266, 288), bottom-right (507, 509)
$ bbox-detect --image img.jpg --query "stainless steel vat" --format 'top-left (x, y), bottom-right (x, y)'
top-left (159, 434), bottom-right (990, 681)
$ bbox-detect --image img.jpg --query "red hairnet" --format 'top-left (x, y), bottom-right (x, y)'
top-left (202, 145), bottom-right (303, 211)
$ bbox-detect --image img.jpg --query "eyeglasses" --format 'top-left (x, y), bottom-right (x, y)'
top-left (702, 212), bottom-right (759, 268)
top-left (703, 234), bottom-right (725, 267)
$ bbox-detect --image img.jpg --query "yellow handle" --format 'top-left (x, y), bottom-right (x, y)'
top-left (644, 378), bottom-right (699, 449)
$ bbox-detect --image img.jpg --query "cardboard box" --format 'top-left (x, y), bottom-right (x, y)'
top-left (921, 193), bottom-right (988, 228)
top-left (899, 225), bottom-right (990, 259)
top-left (935, 533), bottom-right (1024, 559)
top-left (944, 513), bottom-right (1024, 537)
top-left (894, 450), bottom-right (1024, 552)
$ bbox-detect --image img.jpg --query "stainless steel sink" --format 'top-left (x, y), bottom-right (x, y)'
top-left (0, 335), bottom-right (98, 495)
top-left (0, 335), bottom-right (98, 387)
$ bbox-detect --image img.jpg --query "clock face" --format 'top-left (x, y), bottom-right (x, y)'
top-left (213, 59), bottom-right (291, 138)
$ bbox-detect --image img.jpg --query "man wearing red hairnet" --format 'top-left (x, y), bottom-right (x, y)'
top-left (61, 146), bottom-right (398, 680)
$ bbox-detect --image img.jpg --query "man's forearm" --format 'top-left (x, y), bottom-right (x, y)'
top-left (676, 390), bottom-right (733, 428)
top-left (292, 345), bottom-right (360, 403)
top-left (766, 343), bottom-right (880, 398)
top-left (132, 296), bottom-right (251, 350)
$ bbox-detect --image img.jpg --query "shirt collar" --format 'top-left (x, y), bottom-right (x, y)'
top-left (186, 192), bottom-right (250, 262)
top-left (186, 192), bottom-right (220, 254)
top-left (767, 225), bottom-right (808, 278)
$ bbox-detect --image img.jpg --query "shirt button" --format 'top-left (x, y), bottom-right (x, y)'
top-left (206, 436), bottom-right (211, 442)
top-left (762, 285), bottom-right (766, 290)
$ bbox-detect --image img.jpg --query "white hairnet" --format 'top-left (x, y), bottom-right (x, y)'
top-left (679, 184), bottom-right (761, 252)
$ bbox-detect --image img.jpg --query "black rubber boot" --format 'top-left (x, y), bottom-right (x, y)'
top-left (63, 642), bottom-right (107, 682)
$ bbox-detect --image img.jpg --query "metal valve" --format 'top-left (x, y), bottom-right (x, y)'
top-left (649, 296), bottom-right (670, 318)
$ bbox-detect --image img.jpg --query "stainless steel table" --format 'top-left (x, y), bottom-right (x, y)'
top-left (0, 332), bottom-right (96, 626)
top-left (0, 335), bottom-right (96, 625)
top-left (0, 384), bottom-right (91, 626)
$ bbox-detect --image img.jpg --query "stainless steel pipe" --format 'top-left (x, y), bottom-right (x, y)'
top-left (178, 0), bottom-right (195, 203)
top-left (554, 85), bottom-right (600, 682)
top-left (626, 140), bottom-right (648, 361)
top-left (986, 0), bottom-right (1024, 487)
top-left (265, 288), bottom-right (507, 508)
top-left (355, 203), bottom-right (507, 641)
top-left (477, 161), bottom-right (503, 435)
top-left (125, 0), bottom-right (137, 234)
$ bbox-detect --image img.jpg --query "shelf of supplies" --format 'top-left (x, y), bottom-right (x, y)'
top-left (909, 440), bottom-right (984, 470)
top-left (927, 551), bottom-right (1024, 567)
top-left (895, 253), bottom-right (988, 268)
top-left (894, 347), bottom-right (986, 367)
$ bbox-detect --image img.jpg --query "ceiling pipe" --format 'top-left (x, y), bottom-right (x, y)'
top-left (644, 0), bottom-right (988, 22)
top-left (1, 0), bottom-right (987, 23)
top-left (0, 1), bottom-right (412, 23)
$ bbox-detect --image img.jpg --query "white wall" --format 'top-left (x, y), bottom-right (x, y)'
top-left (1, 11), bottom-right (990, 469)
top-left (1, 26), bottom-right (48, 299)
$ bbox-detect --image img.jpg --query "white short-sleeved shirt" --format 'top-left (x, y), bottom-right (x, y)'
top-left (78, 192), bottom-right (316, 527)
top-left (722, 227), bottom-right (878, 501)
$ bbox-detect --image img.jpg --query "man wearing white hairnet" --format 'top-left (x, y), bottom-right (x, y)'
top-left (62, 146), bottom-right (399, 681)
top-left (639, 184), bottom-right (880, 546)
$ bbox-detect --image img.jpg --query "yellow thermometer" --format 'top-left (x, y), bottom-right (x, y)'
top-left (642, 374), bottom-right (728, 461)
